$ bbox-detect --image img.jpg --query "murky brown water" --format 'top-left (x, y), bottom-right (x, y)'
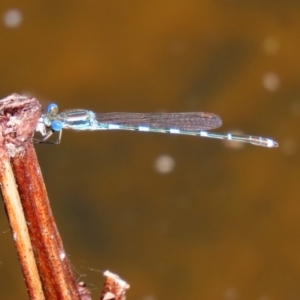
top-left (0, 2), bottom-right (299, 299)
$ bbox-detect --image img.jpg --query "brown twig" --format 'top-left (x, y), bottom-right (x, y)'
top-left (0, 94), bottom-right (44, 299)
top-left (77, 282), bottom-right (92, 300)
top-left (0, 141), bottom-right (44, 299)
top-left (11, 142), bottom-right (81, 299)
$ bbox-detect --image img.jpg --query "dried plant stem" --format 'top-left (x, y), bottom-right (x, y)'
top-left (101, 271), bottom-right (130, 300)
top-left (0, 147), bottom-right (44, 299)
top-left (11, 142), bottom-right (81, 299)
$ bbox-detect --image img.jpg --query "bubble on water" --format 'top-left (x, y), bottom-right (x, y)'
top-left (3, 9), bottom-right (23, 28)
top-left (262, 72), bottom-right (280, 92)
top-left (154, 154), bottom-right (175, 173)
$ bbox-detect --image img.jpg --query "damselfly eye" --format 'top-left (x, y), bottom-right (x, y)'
top-left (51, 120), bottom-right (63, 132)
top-left (47, 103), bottom-right (58, 114)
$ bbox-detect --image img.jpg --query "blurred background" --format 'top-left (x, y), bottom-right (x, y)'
top-left (0, 1), bottom-right (299, 299)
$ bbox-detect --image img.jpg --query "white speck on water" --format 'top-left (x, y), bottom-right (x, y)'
top-left (3, 9), bottom-right (23, 28)
top-left (262, 72), bottom-right (280, 92)
top-left (154, 154), bottom-right (175, 174)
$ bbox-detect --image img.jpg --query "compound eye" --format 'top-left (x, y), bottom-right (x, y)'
top-left (51, 120), bottom-right (63, 132)
top-left (47, 103), bottom-right (58, 114)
